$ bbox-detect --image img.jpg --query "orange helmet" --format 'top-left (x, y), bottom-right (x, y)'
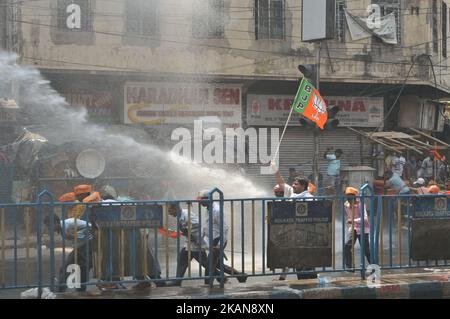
top-left (58, 192), bottom-right (76, 202)
top-left (428, 185), bottom-right (440, 194)
top-left (74, 184), bottom-right (92, 195)
top-left (345, 187), bottom-right (359, 196)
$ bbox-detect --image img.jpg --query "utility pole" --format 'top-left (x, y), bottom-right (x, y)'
top-left (312, 41), bottom-right (322, 188)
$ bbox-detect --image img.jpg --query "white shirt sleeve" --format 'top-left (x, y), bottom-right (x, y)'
top-left (283, 184), bottom-right (293, 197)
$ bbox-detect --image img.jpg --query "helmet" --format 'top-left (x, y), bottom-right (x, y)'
top-left (58, 192), bottom-right (76, 202)
top-left (101, 185), bottom-right (118, 200)
top-left (196, 189), bottom-right (210, 200)
top-left (345, 187), bottom-right (359, 196)
top-left (428, 185), bottom-right (440, 194)
top-left (413, 178), bottom-right (425, 186)
top-left (74, 184), bottom-right (92, 195)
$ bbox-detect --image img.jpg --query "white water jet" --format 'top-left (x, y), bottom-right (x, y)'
top-left (0, 51), bottom-right (267, 200)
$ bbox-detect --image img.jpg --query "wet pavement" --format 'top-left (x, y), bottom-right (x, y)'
top-left (2, 224), bottom-right (450, 299)
top-left (5, 268), bottom-right (445, 299)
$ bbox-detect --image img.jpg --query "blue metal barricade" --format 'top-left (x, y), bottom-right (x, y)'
top-left (0, 187), bottom-right (449, 294)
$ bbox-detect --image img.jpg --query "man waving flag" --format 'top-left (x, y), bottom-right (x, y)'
top-left (292, 78), bottom-right (328, 129)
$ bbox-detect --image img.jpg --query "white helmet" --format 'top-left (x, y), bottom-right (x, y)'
top-left (197, 189), bottom-right (210, 199)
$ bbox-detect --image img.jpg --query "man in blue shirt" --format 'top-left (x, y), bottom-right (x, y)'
top-left (384, 170), bottom-right (410, 194)
top-left (324, 147), bottom-right (343, 194)
top-left (46, 214), bottom-right (93, 292)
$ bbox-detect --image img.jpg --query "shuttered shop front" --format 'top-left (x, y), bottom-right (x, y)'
top-left (244, 93), bottom-right (383, 190)
top-left (245, 127), bottom-right (373, 190)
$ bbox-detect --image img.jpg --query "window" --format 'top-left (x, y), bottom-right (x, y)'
top-left (192, 0), bottom-right (225, 38)
top-left (6, 1), bottom-right (20, 52)
top-left (371, 0), bottom-right (401, 45)
top-left (255, 0), bottom-right (284, 40)
top-left (125, 0), bottom-right (159, 36)
top-left (336, 0), bottom-right (346, 42)
top-left (57, 0), bottom-right (92, 31)
top-left (442, 2), bottom-right (447, 57)
top-left (432, 0), bottom-right (438, 53)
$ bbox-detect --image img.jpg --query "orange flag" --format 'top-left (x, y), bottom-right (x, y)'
top-left (158, 227), bottom-right (180, 238)
top-left (292, 78), bottom-right (328, 129)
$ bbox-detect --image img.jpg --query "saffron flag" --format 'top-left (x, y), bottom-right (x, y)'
top-left (158, 227), bottom-right (180, 238)
top-left (292, 78), bottom-right (328, 129)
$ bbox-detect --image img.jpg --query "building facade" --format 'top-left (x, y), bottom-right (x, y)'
top-left (11, 0), bottom-right (450, 189)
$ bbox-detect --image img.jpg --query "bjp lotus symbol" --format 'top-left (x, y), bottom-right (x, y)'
top-left (312, 94), bottom-right (327, 121)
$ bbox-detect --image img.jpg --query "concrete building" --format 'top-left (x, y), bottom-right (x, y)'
top-left (0, 0), bottom-right (20, 52)
top-left (11, 0), bottom-right (450, 188)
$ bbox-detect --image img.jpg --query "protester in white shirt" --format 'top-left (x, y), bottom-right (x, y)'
top-left (197, 190), bottom-right (247, 284)
top-left (270, 161), bottom-right (313, 199)
top-left (392, 153), bottom-right (406, 178)
top-left (167, 203), bottom-right (209, 286)
top-left (270, 161), bottom-right (317, 279)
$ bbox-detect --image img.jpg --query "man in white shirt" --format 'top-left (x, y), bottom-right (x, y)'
top-left (197, 190), bottom-right (247, 284)
top-left (167, 203), bottom-right (209, 286)
top-left (270, 161), bottom-right (317, 279)
top-left (421, 152), bottom-right (435, 182)
top-left (270, 161), bottom-right (313, 199)
top-left (392, 153), bottom-right (406, 178)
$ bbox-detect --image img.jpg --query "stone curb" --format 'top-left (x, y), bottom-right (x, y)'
top-left (52, 272), bottom-right (450, 299)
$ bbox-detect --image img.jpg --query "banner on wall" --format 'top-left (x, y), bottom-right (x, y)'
top-left (247, 94), bottom-right (383, 127)
top-left (63, 92), bottom-right (114, 123)
top-left (124, 82), bottom-right (242, 128)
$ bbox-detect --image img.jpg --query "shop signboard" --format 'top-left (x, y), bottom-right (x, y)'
top-left (124, 82), bottom-right (242, 128)
top-left (247, 94), bottom-right (383, 127)
top-left (63, 92), bottom-right (114, 123)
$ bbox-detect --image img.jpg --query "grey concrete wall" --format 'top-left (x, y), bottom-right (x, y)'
top-left (17, 0), bottom-right (450, 91)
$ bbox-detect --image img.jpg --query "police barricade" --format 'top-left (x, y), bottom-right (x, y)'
top-left (90, 203), bottom-right (163, 286)
top-left (410, 195), bottom-right (450, 261)
top-left (4, 189), bottom-right (450, 295)
top-left (267, 200), bottom-right (333, 269)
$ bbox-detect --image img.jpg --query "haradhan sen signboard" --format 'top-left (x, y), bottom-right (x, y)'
top-left (247, 94), bottom-right (383, 127)
top-left (124, 82), bottom-right (242, 128)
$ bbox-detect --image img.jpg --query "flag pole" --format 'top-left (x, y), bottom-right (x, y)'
top-left (272, 106), bottom-right (295, 162)
top-left (312, 41), bottom-right (322, 188)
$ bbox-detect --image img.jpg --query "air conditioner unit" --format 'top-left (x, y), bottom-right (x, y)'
top-left (399, 96), bottom-right (444, 132)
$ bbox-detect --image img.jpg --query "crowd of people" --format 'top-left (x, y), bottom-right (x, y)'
top-left (383, 150), bottom-right (450, 195)
top-left (44, 146), bottom-right (450, 291)
top-left (270, 160), bottom-right (372, 277)
top-left (46, 184), bottom-right (247, 292)
top-left (268, 147), bottom-right (450, 279)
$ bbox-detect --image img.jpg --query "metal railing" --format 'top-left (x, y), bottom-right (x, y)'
top-left (0, 186), bottom-right (449, 296)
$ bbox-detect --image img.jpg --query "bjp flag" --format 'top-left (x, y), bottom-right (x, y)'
top-left (291, 78), bottom-right (328, 129)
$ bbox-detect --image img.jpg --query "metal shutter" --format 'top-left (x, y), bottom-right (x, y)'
top-left (244, 127), bottom-right (374, 191)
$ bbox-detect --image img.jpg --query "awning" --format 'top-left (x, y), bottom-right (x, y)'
top-left (347, 127), bottom-right (450, 155)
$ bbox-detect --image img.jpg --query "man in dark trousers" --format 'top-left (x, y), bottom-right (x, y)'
top-left (46, 214), bottom-right (93, 292)
top-left (167, 203), bottom-right (209, 286)
top-left (197, 190), bottom-right (248, 285)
